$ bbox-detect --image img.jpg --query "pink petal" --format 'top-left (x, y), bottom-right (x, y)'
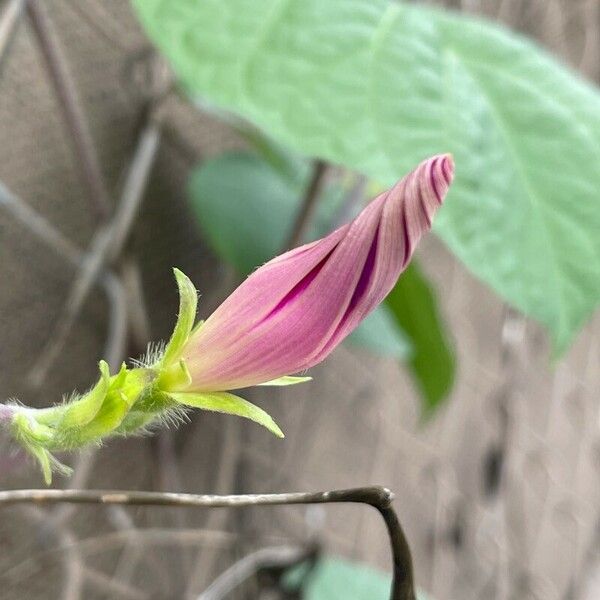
top-left (182, 155), bottom-right (454, 392)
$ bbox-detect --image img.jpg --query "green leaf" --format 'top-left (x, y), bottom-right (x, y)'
top-left (169, 391), bottom-right (284, 437)
top-left (162, 269), bottom-right (198, 367)
top-left (189, 151), bottom-right (309, 274)
top-left (132, 0), bottom-right (600, 352)
top-left (386, 263), bottom-right (455, 415)
top-left (285, 556), bottom-right (431, 600)
top-left (188, 151), bottom-right (409, 359)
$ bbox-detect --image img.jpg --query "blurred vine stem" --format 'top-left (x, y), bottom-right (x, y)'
top-left (27, 0), bottom-right (111, 219)
top-left (284, 158), bottom-right (329, 249)
top-left (0, 486), bottom-right (416, 600)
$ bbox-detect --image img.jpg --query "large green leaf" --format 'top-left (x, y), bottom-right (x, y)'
top-left (188, 151), bottom-right (411, 360)
top-left (386, 264), bottom-right (455, 414)
top-left (133, 0), bottom-right (600, 352)
top-left (285, 556), bottom-right (431, 600)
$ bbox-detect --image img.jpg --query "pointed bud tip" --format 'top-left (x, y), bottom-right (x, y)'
top-left (439, 153), bottom-right (455, 187)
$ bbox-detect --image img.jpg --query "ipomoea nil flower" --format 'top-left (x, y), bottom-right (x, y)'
top-left (177, 154), bottom-right (454, 392)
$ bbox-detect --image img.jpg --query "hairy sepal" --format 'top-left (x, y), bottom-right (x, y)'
top-left (169, 391), bottom-right (284, 438)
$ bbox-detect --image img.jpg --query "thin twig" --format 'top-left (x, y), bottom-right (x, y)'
top-left (27, 0), bottom-right (111, 218)
top-left (81, 565), bottom-right (149, 600)
top-left (0, 0), bottom-right (26, 74)
top-left (284, 159), bottom-right (328, 250)
top-left (0, 180), bottom-right (127, 373)
top-left (1, 526), bottom-right (253, 586)
top-left (29, 121), bottom-right (161, 385)
top-left (119, 256), bottom-right (152, 353)
top-left (0, 180), bottom-right (81, 264)
top-left (332, 173), bottom-right (368, 228)
top-left (21, 505), bottom-right (85, 600)
top-left (107, 124), bottom-right (161, 262)
top-left (0, 486), bottom-right (416, 600)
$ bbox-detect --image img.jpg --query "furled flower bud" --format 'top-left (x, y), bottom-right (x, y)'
top-left (176, 154), bottom-right (454, 392)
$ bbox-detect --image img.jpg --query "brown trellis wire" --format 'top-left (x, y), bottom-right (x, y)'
top-left (0, 486), bottom-right (415, 600)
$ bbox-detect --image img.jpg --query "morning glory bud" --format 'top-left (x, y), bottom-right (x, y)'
top-left (175, 154), bottom-right (454, 392)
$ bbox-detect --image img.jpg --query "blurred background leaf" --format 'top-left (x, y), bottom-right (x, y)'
top-left (386, 264), bottom-right (455, 415)
top-left (285, 556), bottom-right (432, 600)
top-left (189, 150), bottom-right (454, 410)
top-left (133, 0), bottom-right (600, 353)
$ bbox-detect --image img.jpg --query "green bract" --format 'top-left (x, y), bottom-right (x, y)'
top-left (4, 269), bottom-right (283, 484)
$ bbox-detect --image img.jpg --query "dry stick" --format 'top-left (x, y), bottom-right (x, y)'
top-left (0, 181), bottom-right (127, 371)
top-left (0, 0), bottom-right (26, 73)
top-left (108, 507), bottom-right (148, 598)
top-left (284, 159), bottom-right (328, 249)
top-left (119, 257), bottom-right (152, 351)
top-left (331, 173), bottom-right (368, 228)
top-left (20, 504), bottom-right (147, 600)
top-left (20, 505), bottom-right (86, 600)
top-left (1, 526), bottom-right (254, 587)
top-left (29, 123), bottom-right (161, 386)
top-left (0, 486), bottom-right (416, 600)
top-left (27, 0), bottom-right (111, 219)
top-left (80, 566), bottom-right (149, 600)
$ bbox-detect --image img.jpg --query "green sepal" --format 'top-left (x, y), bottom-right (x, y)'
top-left (113, 410), bottom-right (157, 435)
top-left (169, 391), bottom-right (284, 438)
top-left (30, 446), bottom-right (53, 485)
top-left (11, 413), bottom-right (73, 484)
top-left (161, 269), bottom-right (198, 368)
top-left (12, 413), bottom-right (55, 445)
top-left (55, 366), bottom-right (152, 448)
top-left (257, 375), bottom-right (312, 387)
top-left (157, 358), bottom-right (192, 392)
top-left (190, 319), bottom-right (205, 336)
top-left (58, 361), bottom-right (111, 429)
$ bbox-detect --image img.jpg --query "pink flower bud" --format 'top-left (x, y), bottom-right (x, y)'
top-left (181, 155), bottom-right (454, 392)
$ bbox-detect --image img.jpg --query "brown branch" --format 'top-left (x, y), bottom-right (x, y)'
top-left (0, 486), bottom-right (415, 600)
top-left (28, 121), bottom-right (161, 385)
top-left (27, 0), bottom-right (111, 218)
top-left (284, 159), bottom-right (328, 250)
top-left (0, 180), bottom-right (127, 373)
